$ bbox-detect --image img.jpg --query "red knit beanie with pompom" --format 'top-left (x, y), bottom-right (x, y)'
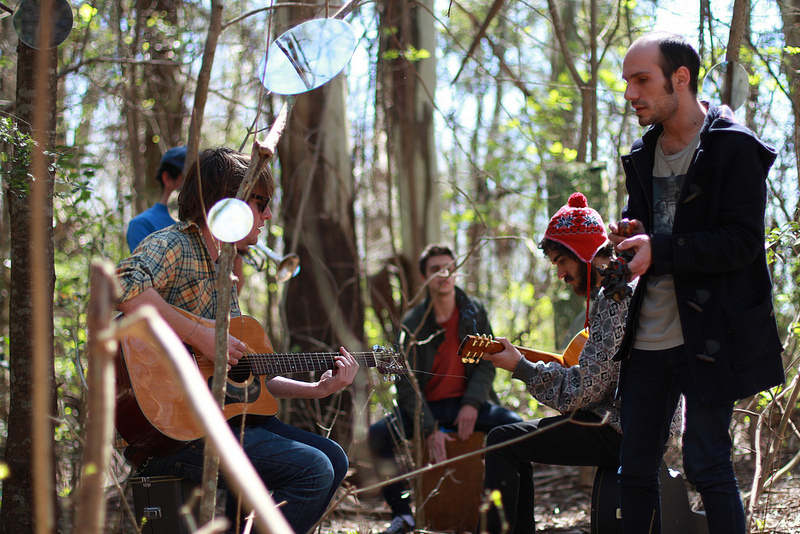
top-left (544, 192), bottom-right (608, 328)
top-left (544, 192), bottom-right (607, 264)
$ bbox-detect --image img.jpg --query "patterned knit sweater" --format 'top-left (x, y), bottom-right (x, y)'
top-left (512, 284), bottom-right (634, 433)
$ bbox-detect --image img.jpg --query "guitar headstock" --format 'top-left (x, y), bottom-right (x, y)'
top-left (458, 334), bottom-right (501, 363)
top-left (372, 345), bottom-right (407, 380)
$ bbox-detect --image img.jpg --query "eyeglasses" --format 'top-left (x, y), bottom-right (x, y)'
top-left (427, 263), bottom-right (454, 278)
top-left (250, 194), bottom-right (271, 214)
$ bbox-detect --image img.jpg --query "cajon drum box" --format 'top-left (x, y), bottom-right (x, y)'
top-left (420, 431), bottom-right (485, 532)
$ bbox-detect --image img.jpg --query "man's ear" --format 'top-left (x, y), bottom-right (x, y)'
top-left (674, 66), bottom-right (691, 90)
top-left (163, 171), bottom-right (181, 189)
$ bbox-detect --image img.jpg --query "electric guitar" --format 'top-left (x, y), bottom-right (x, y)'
top-left (115, 306), bottom-right (405, 457)
top-left (458, 330), bottom-right (588, 367)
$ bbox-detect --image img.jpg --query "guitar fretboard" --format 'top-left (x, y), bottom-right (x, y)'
top-left (243, 351), bottom-right (379, 375)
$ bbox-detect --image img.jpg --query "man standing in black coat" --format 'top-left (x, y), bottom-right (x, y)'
top-left (612, 32), bottom-right (785, 534)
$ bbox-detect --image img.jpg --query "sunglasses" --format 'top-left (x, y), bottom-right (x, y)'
top-left (250, 194), bottom-right (271, 214)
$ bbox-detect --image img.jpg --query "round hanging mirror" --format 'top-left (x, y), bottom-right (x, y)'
top-left (13, 0), bottom-right (74, 49)
top-left (208, 199), bottom-right (254, 243)
top-left (702, 61), bottom-right (749, 111)
top-left (258, 18), bottom-right (358, 95)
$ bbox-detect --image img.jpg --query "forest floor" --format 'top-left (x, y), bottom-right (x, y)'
top-left (322, 415), bottom-right (800, 534)
top-left (106, 428), bottom-right (800, 534)
top-left (319, 460), bottom-right (800, 534)
top-left (106, 455), bottom-right (800, 534)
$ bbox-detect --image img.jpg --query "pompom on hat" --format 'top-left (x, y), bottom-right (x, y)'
top-left (544, 192), bottom-right (607, 264)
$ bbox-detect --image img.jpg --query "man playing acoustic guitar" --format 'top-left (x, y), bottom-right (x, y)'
top-left (479, 193), bottom-right (631, 534)
top-left (117, 146), bottom-right (359, 534)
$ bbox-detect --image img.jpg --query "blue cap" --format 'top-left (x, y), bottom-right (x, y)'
top-left (161, 146), bottom-right (187, 170)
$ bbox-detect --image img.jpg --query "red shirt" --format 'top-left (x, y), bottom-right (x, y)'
top-left (424, 307), bottom-right (467, 401)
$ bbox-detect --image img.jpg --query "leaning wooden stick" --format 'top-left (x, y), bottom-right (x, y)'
top-left (115, 306), bottom-right (292, 534)
top-left (75, 261), bottom-right (119, 534)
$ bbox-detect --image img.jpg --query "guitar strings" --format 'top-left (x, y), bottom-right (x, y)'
top-left (231, 350), bottom-right (403, 375)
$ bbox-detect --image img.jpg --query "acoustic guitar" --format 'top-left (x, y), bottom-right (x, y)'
top-left (458, 330), bottom-right (588, 367)
top-left (115, 306), bottom-right (405, 457)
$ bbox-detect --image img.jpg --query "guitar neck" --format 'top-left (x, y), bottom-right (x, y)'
top-left (516, 346), bottom-right (565, 366)
top-left (480, 339), bottom-right (565, 366)
top-left (244, 351), bottom-right (379, 376)
top-left (459, 334), bottom-right (580, 367)
top-left (170, 305), bottom-right (404, 377)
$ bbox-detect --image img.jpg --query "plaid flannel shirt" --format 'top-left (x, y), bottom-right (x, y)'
top-left (117, 221), bottom-right (241, 320)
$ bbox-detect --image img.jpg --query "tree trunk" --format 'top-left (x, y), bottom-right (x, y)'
top-left (185, 0), bottom-right (223, 173)
top-left (378, 0), bottom-right (440, 267)
top-left (0, 15), bottom-right (15, 430)
top-left (547, 0), bottom-right (587, 160)
top-left (777, 0), bottom-right (800, 220)
top-left (278, 64), bottom-right (364, 447)
top-left (128, 0), bottom-right (187, 212)
top-left (0, 39), bottom-right (57, 534)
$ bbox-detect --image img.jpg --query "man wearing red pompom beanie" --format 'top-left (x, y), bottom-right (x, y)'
top-left (479, 192), bottom-right (632, 534)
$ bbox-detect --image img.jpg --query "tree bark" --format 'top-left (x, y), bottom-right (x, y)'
top-left (186, 0), bottom-right (223, 173)
top-left (777, 0), bottom-right (800, 220)
top-left (0, 35), bottom-right (57, 534)
top-left (74, 263), bottom-right (119, 534)
top-left (128, 0), bottom-right (187, 212)
top-left (378, 0), bottom-right (440, 267)
top-left (278, 71), bottom-right (365, 445)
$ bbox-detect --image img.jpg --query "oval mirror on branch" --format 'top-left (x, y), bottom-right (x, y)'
top-left (208, 199), bottom-right (254, 244)
top-left (258, 18), bottom-right (358, 96)
top-left (702, 61), bottom-right (749, 111)
top-left (13, 0), bottom-right (74, 49)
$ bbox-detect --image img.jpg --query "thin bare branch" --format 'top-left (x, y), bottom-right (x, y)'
top-left (451, 0), bottom-right (507, 84)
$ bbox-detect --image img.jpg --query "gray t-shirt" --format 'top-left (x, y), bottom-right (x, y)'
top-left (633, 130), bottom-right (700, 350)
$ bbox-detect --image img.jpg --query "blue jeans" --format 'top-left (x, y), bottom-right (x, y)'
top-left (368, 398), bottom-right (522, 517)
top-left (619, 347), bottom-right (745, 534)
top-left (483, 412), bottom-right (623, 534)
top-left (137, 416), bottom-right (347, 534)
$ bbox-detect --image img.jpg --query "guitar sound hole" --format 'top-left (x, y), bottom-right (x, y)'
top-left (228, 358), bottom-right (253, 383)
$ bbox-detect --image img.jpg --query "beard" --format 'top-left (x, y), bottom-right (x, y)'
top-left (634, 79), bottom-right (679, 126)
top-left (565, 264), bottom-right (599, 297)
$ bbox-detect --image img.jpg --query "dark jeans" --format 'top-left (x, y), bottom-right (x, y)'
top-left (137, 416), bottom-right (348, 534)
top-left (619, 346), bottom-right (745, 534)
top-left (368, 397), bottom-right (522, 517)
top-left (482, 412), bottom-right (623, 534)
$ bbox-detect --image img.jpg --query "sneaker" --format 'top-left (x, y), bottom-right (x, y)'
top-left (379, 515), bottom-right (414, 534)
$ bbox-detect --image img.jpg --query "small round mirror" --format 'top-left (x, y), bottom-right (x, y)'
top-left (702, 61), bottom-right (749, 111)
top-left (276, 254), bottom-right (301, 282)
top-left (259, 18), bottom-right (357, 95)
top-left (208, 199), bottom-right (254, 243)
top-left (13, 0), bottom-right (74, 49)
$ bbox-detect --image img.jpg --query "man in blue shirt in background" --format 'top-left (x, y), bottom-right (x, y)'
top-left (126, 146), bottom-right (186, 252)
